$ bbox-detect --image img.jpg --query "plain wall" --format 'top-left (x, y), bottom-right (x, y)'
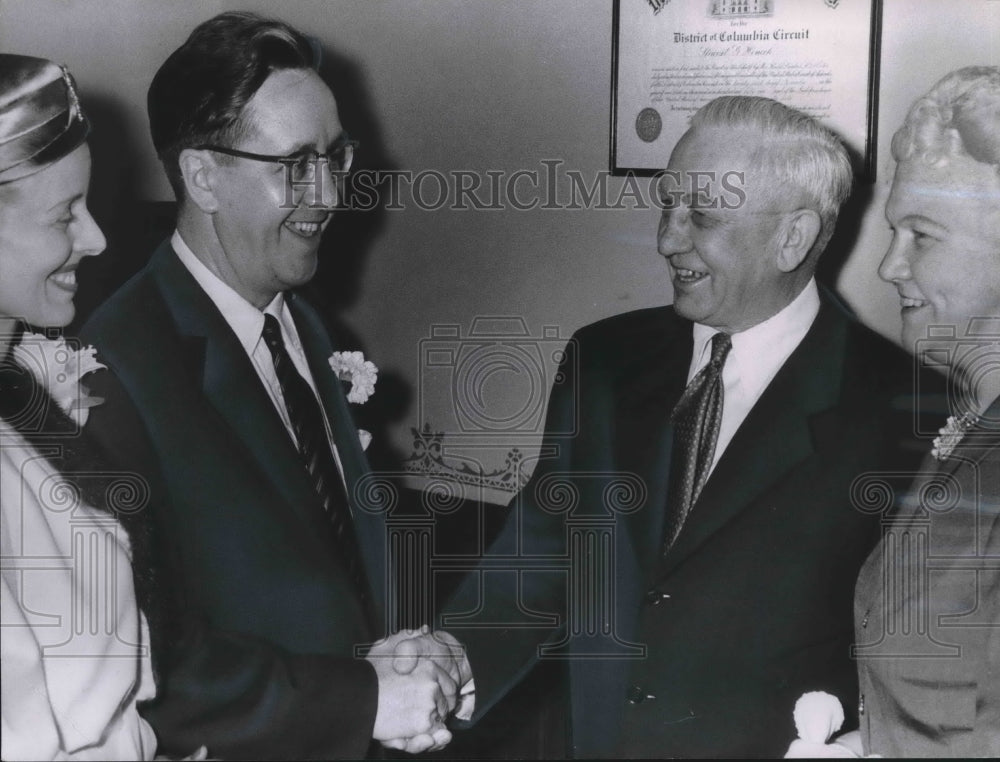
top-left (2, 0), bottom-right (997, 496)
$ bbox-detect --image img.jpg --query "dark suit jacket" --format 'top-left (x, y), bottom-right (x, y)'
top-left (81, 241), bottom-right (386, 760)
top-left (443, 293), bottom-right (938, 758)
top-left (854, 395), bottom-right (1000, 757)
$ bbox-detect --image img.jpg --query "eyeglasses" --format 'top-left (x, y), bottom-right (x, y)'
top-left (195, 137), bottom-right (359, 184)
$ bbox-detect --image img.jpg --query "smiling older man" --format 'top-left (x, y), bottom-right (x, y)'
top-left (442, 96), bottom-right (943, 757)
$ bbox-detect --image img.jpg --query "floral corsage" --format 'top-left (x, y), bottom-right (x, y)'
top-left (13, 333), bottom-right (106, 427)
top-left (931, 412), bottom-right (978, 461)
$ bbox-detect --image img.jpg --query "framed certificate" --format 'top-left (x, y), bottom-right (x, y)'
top-left (611, 0), bottom-right (882, 179)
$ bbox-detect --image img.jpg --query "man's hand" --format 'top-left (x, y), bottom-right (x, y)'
top-left (391, 626), bottom-right (473, 691)
top-left (366, 629), bottom-right (458, 753)
top-left (367, 627), bottom-right (475, 753)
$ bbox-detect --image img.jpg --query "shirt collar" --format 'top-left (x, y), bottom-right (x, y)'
top-left (690, 278), bottom-right (820, 386)
top-left (171, 230), bottom-right (285, 356)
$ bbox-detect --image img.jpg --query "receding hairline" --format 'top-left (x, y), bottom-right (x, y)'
top-left (234, 67), bottom-right (341, 147)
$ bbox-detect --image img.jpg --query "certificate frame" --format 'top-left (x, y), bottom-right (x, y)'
top-left (610, 0), bottom-right (882, 180)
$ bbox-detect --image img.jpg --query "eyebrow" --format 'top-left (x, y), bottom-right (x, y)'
top-left (44, 193), bottom-right (84, 214)
top-left (899, 214), bottom-right (946, 227)
top-left (284, 132), bottom-right (351, 156)
top-left (657, 189), bottom-right (693, 205)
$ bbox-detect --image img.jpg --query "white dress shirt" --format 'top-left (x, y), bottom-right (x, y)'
top-left (687, 278), bottom-right (820, 476)
top-left (171, 231), bottom-right (346, 480)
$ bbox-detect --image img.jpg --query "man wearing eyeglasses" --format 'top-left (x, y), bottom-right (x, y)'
top-left (81, 12), bottom-right (464, 759)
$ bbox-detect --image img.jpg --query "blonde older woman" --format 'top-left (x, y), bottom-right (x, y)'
top-left (851, 65), bottom-right (1000, 758)
top-left (790, 66), bottom-right (1000, 759)
top-left (0, 54), bottom-right (158, 760)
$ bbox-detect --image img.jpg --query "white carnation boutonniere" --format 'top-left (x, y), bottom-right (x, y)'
top-left (330, 352), bottom-right (378, 405)
top-left (328, 350), bottom-right (378, 404)
top-left (13, 333), bottom-right (106, 427)
top-left (328, 351), bottom-right (377, 451)
top-left (931, 412), bottom-right (978, 461)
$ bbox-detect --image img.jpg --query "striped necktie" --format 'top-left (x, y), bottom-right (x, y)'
top-left (664, 331), bottom-right (732, 551)
top-left (260, 314), bottom-right (371, 616)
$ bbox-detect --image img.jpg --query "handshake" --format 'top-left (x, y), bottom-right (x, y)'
top-left (364, 626), bottom-right (474, 754)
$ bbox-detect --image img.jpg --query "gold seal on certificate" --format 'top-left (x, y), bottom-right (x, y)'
top-left (635, 107), bottom-right (662, 143)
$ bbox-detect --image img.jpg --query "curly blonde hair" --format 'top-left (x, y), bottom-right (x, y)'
top-left (891, 66), bottom-right (1000, 170)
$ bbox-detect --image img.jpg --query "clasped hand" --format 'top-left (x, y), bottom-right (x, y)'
top-left (365, 626), bottom-right (473, 754)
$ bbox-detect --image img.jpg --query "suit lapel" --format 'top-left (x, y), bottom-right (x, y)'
top-left (658, 298), bottom-right (848, 577)
top-left (613, 313), bottom-right (692, 574)
top-left (287, 293), bottom-right (386, 621)
top-left (150, 246), bottom-right (338, 537)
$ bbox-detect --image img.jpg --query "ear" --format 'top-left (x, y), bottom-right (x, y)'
top-left (774, 208), bottom-right (821, 273)
top-left (178, 148), bottom-right (220, 213)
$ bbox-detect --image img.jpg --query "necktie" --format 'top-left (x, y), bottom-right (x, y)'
top-left (663, 331), bottom-right (732, 551)
top-left (260, 314), bottom-right (371, 612)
